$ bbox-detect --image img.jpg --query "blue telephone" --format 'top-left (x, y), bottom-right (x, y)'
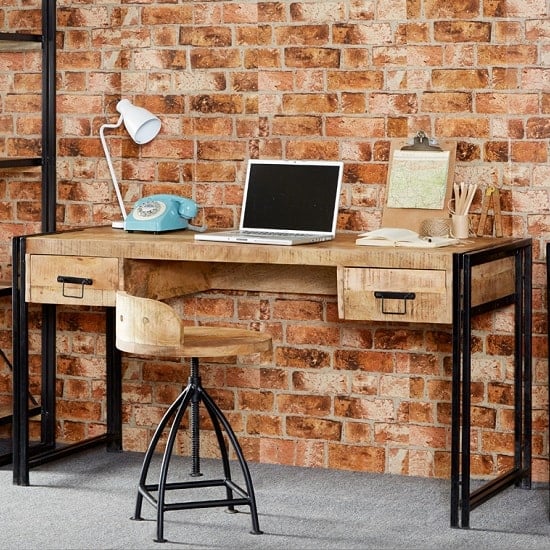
top-left (124, 194), bottom-right (202, 233)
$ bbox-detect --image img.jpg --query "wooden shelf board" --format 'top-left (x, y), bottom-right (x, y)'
top-left (0, 158), bottom-right (42, 169)
top-left (0, 32), bottom-right (42, 50)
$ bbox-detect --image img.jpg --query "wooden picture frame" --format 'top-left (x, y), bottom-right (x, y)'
top-left (381, 139), bottom-right (457, 232)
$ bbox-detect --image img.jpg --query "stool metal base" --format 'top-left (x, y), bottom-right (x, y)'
top-left (132, 357), bottom-right (262, 543)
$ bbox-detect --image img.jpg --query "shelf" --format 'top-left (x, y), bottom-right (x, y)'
top-left (0, 286), bottom-right (12, 297)
top-left (0, 32), bottom-right (42, 42)
top-left (0, 32), bottom-right (42, 51)
top-left (0, 158), bottom-right (42, 169)
top-left (0, 32), bottom-right (44, 172)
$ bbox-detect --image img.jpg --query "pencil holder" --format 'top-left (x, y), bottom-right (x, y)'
top-left (451, 214), bottom-right (469, 239)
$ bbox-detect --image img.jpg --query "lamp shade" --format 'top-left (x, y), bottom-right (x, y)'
top-left (116, 99), bottom-right (161, 144)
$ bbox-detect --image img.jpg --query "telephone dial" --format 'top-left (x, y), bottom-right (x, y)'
top-left (124, 194), bottom-right (205, 233)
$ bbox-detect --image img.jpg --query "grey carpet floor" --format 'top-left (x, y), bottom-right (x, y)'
top-left (1, 448), bottom-right (548, 549)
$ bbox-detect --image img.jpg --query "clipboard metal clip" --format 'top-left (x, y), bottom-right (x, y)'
top-left (401, 131), bottom-right (442, 152)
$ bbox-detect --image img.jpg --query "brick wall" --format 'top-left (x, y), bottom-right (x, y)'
top-left (1, 1), bottom-right (548, 482)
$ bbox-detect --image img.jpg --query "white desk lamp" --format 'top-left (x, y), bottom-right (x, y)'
top-left (99, 99), bottom-right (161, 228)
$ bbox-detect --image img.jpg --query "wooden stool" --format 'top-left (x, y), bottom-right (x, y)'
top-left (115, 291), bottom-right (272, 543)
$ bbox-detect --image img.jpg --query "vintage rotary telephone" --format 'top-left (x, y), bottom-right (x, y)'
top-left (124, 194), bottom-right (205, 233)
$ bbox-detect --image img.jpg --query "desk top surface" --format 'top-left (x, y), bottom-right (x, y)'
top-left (23, 226), bottom-right (530, 269)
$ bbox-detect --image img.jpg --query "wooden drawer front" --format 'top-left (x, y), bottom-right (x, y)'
top-left (26, 255), bottom-right (119, 306)
top-left (471, 257), bottom-right (515, 307)
top-left (338, 267), bottom-right (450, 324)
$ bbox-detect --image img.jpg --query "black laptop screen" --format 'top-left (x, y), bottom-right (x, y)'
top-left (241, 162), bottom-right (342, 232)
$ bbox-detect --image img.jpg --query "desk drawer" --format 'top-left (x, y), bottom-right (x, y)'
top-left (337, 267), bottom-right (450, 324)
top-left (26, 255), bottom-right (119, 306)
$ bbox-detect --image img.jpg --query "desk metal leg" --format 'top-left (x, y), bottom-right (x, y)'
top-left (12, 236), bottom-right (30, 485)
top-left (450, 253), bottom-right (462, 527)
top-left (41, 303), bottom-right (57, 448)
top-left (517, 245), bottom-right (532, 489)
top-left (106, 307), bottom-right (122, 451)
top-left (450, 242), bottom-right (532, 528)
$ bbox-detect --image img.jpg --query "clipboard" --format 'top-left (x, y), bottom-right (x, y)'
top-left (381, 138), bottom-right (457, 232)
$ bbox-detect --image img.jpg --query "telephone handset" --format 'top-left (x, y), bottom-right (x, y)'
top-left (124, 194), bottom-right (205, 233)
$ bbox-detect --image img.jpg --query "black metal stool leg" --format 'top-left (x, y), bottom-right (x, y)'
top-left (189, 357), bottom-right (202, 477)
top-left (155, 385), bottom-right (194, 543)
top-left (201, 387), bottom-right (236, 510)
top-left (201, 389), bottom-right (262, 534)
top-left (132, 385), bottom-right (193, 522)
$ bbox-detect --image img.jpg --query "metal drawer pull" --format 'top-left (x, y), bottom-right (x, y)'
top-left (374, 291), bottom-right (416, 315)
top-left (57, 275), bottom-right (93, 299)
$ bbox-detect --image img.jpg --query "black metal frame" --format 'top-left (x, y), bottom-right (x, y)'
top-left (41, 0), bottom-right (57, 234)
top-left (11, 235), bottom-right (122, 486)
top-left (450, 238), bottom-right (532, 528)
top-left (11, 234), bottom-right (533, 529)
top-left (0, 0), bottom-right (57, 465)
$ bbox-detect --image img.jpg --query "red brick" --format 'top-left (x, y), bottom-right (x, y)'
top-left (335, 350), bottom-right (393, 372)
top-left (425, 1), bottom-right (481, 18)
top-left (328, 443), bottom-right (385, 472)
top-left (434, 21), bottom-right (491, 42)
top-left (284, 47), bottom-right (340, 68)
top-left (274, 346), bottom-right (329, 369)
top-left (277, 394), bottom-right (331, 416)
top-left (246, 414), bottom-right (282, 436)
top-left (286, 416), bottom-right (342, 440)
top-left (239, 390), bottom-right (275, 412)
top-left (287, 325), bottom-right (339, 346)
top-left (421, 92), bottom-right (472, 113)
top-left (259, 438), bottom-right (297, 465)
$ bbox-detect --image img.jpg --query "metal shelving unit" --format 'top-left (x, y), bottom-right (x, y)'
top-left (0, 1), bottom-right (56, 450)
top-left (0, 2), bottom-right (56, 231)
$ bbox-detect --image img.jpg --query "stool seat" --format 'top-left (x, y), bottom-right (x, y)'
top-left (115, 291), bottom-right (272, 543)
top-left (116, 291), bottom-right (271, 358)
top-left (120, 325), bottom-right (271, 358)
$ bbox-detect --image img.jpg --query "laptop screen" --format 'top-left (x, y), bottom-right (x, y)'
top-left (241, 160), bottom-right (343, 233)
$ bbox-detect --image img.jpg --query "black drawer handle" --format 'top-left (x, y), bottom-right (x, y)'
top-left (374, 291), bottom-right (416, 315)
top-left (57, 276), bottom-right (93, 299)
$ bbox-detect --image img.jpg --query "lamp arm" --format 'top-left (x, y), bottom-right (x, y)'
top-left (99, 115), bottom-right (127, 221)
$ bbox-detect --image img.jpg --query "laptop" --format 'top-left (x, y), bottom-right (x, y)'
top-left (194, 159), bottom-right (343, 245)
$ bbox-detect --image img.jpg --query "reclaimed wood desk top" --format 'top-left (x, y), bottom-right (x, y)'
top-left (23, 226), bottom-right (526, 269)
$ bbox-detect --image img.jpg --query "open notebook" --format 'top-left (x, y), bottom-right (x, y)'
top-left (195, 159), bottom-right (343, 245)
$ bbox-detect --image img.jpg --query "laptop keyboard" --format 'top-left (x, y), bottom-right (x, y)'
top-left (241, 230), bottom-right (312, 238)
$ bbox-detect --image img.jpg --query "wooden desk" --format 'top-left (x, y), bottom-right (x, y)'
top-left (11, 227), bottom-right (532, 528)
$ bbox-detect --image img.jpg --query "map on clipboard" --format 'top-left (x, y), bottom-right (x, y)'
top-left (382, 137), bottom-right (456, 232)
top-left (386, 149), bottom-right (450, 210)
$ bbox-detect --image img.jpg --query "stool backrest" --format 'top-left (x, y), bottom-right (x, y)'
top-left (116, 291), bottom-right (184, 356)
